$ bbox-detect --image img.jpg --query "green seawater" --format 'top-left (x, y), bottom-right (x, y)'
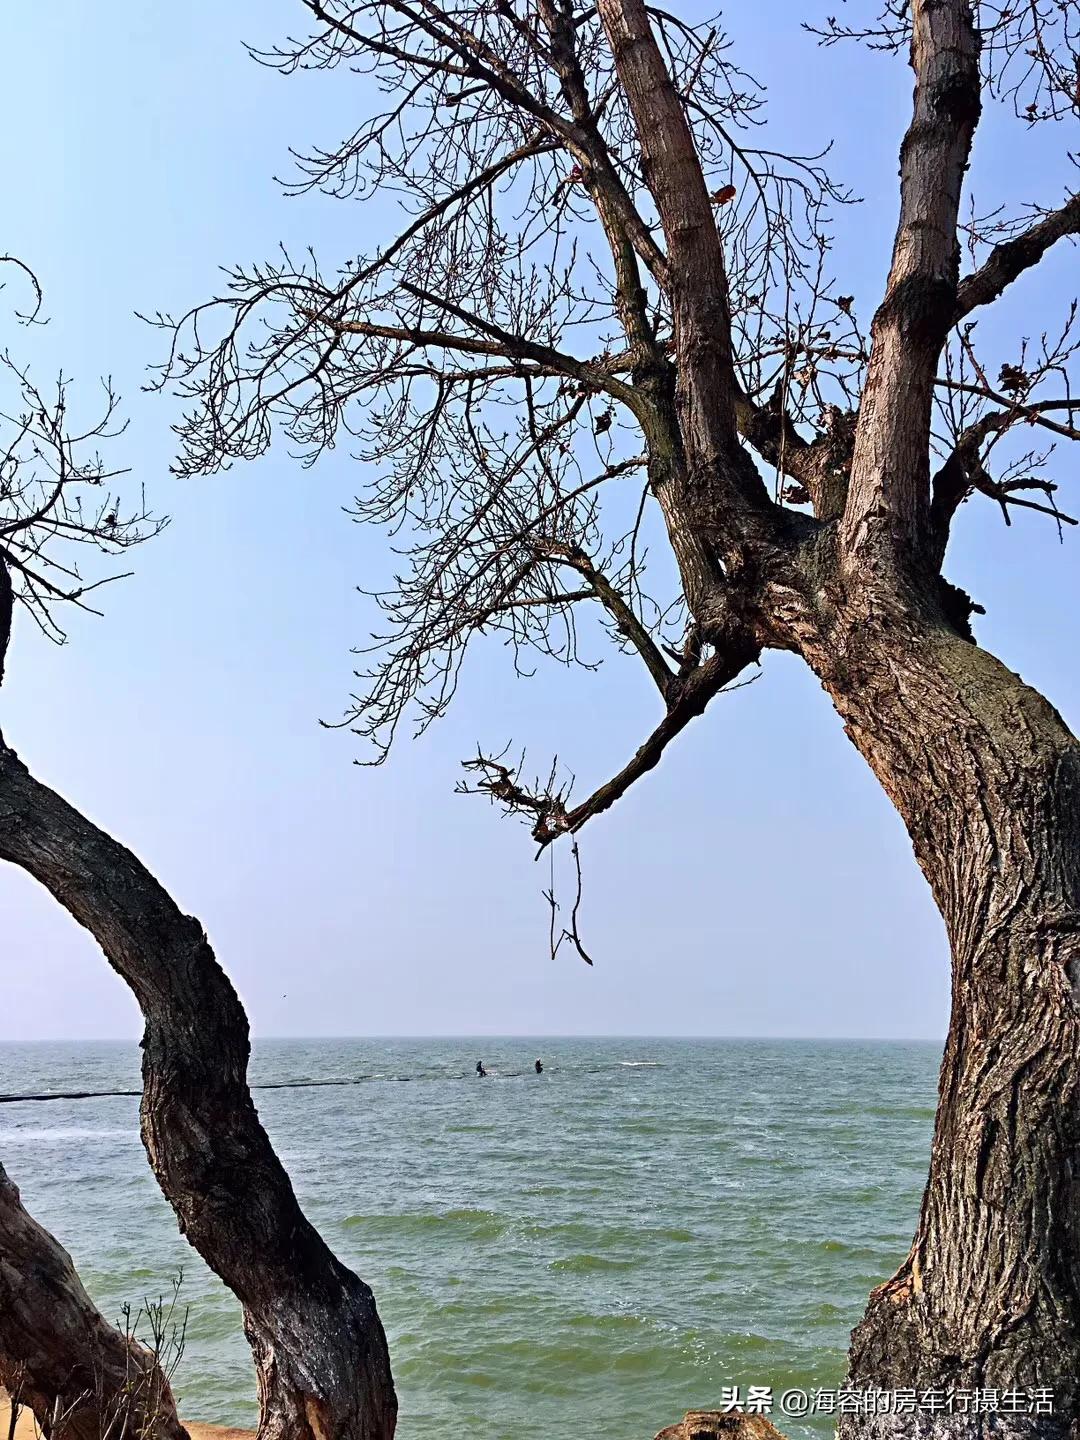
top-left (0, 1038), bottom-right (939, 1438)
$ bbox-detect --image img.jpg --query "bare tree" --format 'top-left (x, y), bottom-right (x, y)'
top-left (152, 0), bottom-right (1080, 1433)
top-left (0, 264), bottom-right (398, 1440)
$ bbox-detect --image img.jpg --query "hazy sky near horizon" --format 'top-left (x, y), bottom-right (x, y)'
top-left (1, 2), bottom-right (1077, 1043)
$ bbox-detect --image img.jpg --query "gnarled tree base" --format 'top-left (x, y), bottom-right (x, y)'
top-left (0, 1161), bottom-right (186, 1440)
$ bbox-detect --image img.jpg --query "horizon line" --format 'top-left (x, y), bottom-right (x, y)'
top-left (5, 1031), bottom-right (946, 1045)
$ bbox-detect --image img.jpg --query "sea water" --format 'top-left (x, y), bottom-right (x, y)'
top-left (0, 1038), bottom-right (938, 1439)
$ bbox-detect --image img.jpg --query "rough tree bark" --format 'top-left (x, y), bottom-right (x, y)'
top-left (0, 535), bottom-right (395, 1440)
top-left (795, 590), bottom-right (1080, 1439)
top-left (0, 739), bottom-right (397, 1440)
top-left (0, 1159), bottom-right (187, 1440)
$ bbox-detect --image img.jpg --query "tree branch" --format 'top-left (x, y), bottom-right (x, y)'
top-left (463, 630), bottom-right (759, 845)
top-left (595, 0), bottom-right (775, 535)
top-left (526, 534), bottom-right (676, 697)
top-left (935, 378), bottom-right (1080, 442)
top-left (929, 410), bottom-right (1002, 559)
top-left (734, 388), bottom-right (855, 520)
top-left (0, 554), bottom-right (11, 692)
top-left (954, 193), bottom-right (1080, 321)
top-left (400, 282), bottom-right (644, 410)
top-left (304, 300), bottom-right (641, 411)
top-left (842, 0), bottom-right (981, 564)
top-left (931, 411), bottom-right (1078, 561)
top-left (557, 643), bottom-right (758, 837)
top-left (536, 0), bottom-right (659, 363)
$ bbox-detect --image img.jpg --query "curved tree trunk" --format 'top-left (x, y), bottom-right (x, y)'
top-left (0, 1159), bottom-right (186, 1440)
top-left (807, 604), bottom-right (1080, 1438)
top-left (0, 743), bottom-right (397, 1440)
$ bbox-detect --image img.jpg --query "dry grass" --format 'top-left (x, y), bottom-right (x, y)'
top-left (0, 1392), bottom-right (254, 1440)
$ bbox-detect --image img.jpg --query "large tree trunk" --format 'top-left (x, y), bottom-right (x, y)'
top-left (0, 1159), bottom-right (186, 1440)
top-left (0, 743), bottom-right (397, 1440)
top-left (809, 601), bottom-right (1080, 1438)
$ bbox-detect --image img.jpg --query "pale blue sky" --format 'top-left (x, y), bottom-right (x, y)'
top-left (1, 2), bottom-right (1076, 1041)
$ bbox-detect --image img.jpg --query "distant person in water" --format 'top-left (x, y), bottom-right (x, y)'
top-left (476, 1060), bottom-right (487, 1077)
top-left (535, 1058), bottom-right (543, 1074)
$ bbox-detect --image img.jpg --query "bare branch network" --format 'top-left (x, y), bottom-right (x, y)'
top-left (5, 4), bottom-right (1080, 1428)
top-left (149, 0), bottom-right (1079, 934)
top-left (0, 259), bottom-right (165, 687)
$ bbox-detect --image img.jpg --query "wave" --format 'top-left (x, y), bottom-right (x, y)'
top-left (342, 1208), bottom-right (507, 1240)
top-left (865, 1104), bottom-right (936, 1121)
top-left (549, 1253), bottom-right (636, 1273)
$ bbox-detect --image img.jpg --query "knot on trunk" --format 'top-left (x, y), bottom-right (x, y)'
top-left (655, 1412), bottom-right (787, 1440)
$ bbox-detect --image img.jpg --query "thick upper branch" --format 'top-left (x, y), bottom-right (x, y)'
top-left (595, 0), bottom-right (774, 536)
top-left (536, 0), bottom-right (658, 362)
top-left (842, 0), bottom-right (981, 567)
top-left (954, 194), bottom-right (1080, 321)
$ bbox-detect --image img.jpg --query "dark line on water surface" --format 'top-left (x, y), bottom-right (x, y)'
top-left (0, 1089), bottom-right (143, 1104)
top-left (0, 1064), bottom-right (651, 1105)
top-left (0, 1077), bottom-right (376, 1105)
